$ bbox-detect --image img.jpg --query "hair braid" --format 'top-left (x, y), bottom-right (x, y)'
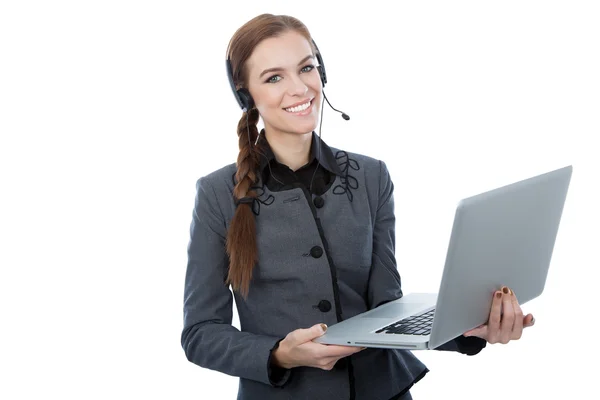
top-left (225, 108), bottom-right (261, 297)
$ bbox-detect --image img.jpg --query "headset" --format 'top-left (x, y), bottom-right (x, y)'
top-left (226, 39), bottom-right (328, 112)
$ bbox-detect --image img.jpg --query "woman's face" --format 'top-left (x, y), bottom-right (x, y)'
top-left (245, 30), bottom-right (322, 138)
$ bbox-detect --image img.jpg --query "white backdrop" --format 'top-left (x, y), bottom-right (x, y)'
top-left (1, 1), bottom-right (598, 399)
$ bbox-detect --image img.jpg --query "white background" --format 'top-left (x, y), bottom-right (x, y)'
top-left (1, 1), bottom-right (598, 399)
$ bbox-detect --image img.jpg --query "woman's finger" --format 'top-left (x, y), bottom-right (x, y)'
top-left (488, 290), bottom-right (503, 343)
top-left (510, 289), bottom-right (524, 340)
top-left (524, 313), bottom-right (535, 327)
top-left (500, 286), bottom-right (515, 344)
top-left (316, 344), bottom-right (364, 359)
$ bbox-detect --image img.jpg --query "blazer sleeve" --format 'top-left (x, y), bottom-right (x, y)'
top-left (366, 161), bottom-right (487, 356)
top-left (181, 176), bottom-right (291, 386)
top-left (434, 335), bottom-right (486, 355)
top-left (366, 160), bottom-right (404, 310)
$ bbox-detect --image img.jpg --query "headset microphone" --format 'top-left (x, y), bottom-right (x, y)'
top-left (323, 91), bottom-right (350, 120)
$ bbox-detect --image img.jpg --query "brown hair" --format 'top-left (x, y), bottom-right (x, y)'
top-left (225, 14), bottom-right (316, 297)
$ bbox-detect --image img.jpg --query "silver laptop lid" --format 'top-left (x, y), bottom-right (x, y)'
top-left (428, 166), bottom-right (572, 349)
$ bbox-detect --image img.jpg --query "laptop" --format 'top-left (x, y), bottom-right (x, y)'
top-left (314, 165), bottom-right (572, 350)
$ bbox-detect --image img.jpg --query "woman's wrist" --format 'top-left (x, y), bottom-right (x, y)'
top-left (271, 342), bottom-right (291, 369)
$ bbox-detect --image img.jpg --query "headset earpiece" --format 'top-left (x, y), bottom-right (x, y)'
top-left (312, 40), bottom-right (327, 87)
top-left (237, 88), bottom-right (253, 111)
top-left (225, 58), bottom-right (253, 112)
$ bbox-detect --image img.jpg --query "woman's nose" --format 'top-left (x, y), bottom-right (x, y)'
top-left (287, 75), bottom-right (309, 96)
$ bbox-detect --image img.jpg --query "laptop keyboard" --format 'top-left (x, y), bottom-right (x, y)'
top-left (375, 309), bottom-right (435, 336)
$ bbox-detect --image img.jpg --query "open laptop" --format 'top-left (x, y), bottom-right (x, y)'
top-left (314, 165), bottom-right (572, 350)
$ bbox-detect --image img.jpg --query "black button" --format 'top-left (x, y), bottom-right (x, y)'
top-left (310, 246), bottom-right (323, 258)
top-left (317, 300), bottom-right (331, 312)
top-left (313, 196), bottom-right (324, 208)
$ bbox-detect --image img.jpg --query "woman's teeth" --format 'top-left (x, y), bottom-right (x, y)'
top-left (285, 100), bottom-right (311, 113)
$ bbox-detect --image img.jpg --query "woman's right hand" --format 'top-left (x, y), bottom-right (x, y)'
top-left (271, 323), bottom-right (366, 370)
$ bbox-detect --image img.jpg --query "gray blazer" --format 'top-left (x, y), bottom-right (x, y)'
top-left (181, 140), bottom-right (484, 400)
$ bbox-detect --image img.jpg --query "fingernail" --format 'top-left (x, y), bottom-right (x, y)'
top-left (531, 317), bottom-right (536, 325)
top-left (496, 291), bottom-right (502, 299)
top-left (320, 323), bottom-right (328, 332)
top-left (502, 286), bottom-right (510, 295)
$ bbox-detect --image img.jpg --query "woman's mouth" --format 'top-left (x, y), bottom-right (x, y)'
top-left (283, 99), bottom-right (313, 115)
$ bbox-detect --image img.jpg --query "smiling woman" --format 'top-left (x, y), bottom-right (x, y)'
top-left (180, 12), bottom-right (531, 400)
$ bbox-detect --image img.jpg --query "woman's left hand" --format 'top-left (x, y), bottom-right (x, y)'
top-left (463, 286), bottom-right (535, 344)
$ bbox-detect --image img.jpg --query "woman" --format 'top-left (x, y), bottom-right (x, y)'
top-left (181, 13), bottom-right (535, 400)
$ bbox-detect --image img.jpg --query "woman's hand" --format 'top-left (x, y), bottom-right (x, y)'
top-left (271, 323), bottom-right (365, 370)
top-left (464, 286), bottom-right (535, 344)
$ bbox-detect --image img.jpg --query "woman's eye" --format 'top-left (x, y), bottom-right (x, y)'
top-left (266, 65), bottom-right (314, 83)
